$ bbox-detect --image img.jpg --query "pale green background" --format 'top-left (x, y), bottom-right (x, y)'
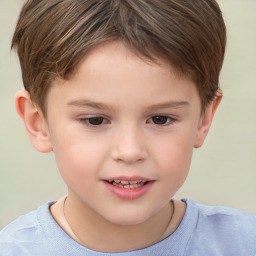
top-left (0, 0), bottom-right (255, 229)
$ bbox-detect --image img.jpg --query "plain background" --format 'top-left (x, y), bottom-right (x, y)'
top-left (0, 0), bottom-right (255, 229)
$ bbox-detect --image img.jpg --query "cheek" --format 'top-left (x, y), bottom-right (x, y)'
top-left (159, 142), bottom-right (193, 176)
top-left (157, 145), bottom-right (192, 197)
top-left (50, 132), bottom-right (106, 187)
top-left (153, 130), bottom-right (196, 183)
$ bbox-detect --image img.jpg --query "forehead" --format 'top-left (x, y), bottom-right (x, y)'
top-left (71, 41), bottom-right (190, 88)
top-left (47, 41), bottom-right (199, 110)
top-left (77, 41), bottom-right (172, 75)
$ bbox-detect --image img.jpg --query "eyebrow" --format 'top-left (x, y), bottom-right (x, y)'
top-left (67, 99), bottom-right (115, 111)
top-left (67, 99), bottom-right (189, 111)
top-left (146, 101), bottom-right (190, 111)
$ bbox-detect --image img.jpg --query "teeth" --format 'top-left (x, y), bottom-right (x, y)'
top-left (109, 180), bottom-right (148, 188)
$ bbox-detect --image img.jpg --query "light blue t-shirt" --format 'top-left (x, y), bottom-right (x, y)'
top-left (1, 199), bottom-right (256, 256)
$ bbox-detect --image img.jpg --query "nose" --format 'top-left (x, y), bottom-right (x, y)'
top-left (111, 126), bottom-right (148, 164)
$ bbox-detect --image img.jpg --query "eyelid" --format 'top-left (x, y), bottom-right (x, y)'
top-left (76, 114), bottom-right (178, 128)
top-left (147, 115), bottom-right (178, 126)
top-left (78, 115), bottom-right (110, 127)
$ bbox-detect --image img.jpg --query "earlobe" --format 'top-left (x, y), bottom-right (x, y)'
top-left (15, 90), bottom-right (53, 153)
top-left (194, 90), bottom-right (222, 148)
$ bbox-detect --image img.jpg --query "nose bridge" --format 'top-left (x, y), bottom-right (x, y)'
top-left (111, 121), bottom-right (147, 164)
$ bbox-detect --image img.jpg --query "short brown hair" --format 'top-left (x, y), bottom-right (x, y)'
top-left (12, 0), bottom-right (226, 114)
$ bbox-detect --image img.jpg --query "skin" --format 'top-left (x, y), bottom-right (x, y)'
top-left (16, 41), bottom-right (221, 252)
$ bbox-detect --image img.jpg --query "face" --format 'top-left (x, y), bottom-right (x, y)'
top-left (45, 41), bottom-right (203, 226)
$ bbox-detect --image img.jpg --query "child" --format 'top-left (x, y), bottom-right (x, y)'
top-left (1, 0), bottom-right (256, 255)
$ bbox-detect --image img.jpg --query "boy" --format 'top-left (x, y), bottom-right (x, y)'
top-left (1, 0), bottom-right (256, 255)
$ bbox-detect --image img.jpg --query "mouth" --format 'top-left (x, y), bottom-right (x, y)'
top-left (103, 177), bottom-right (154, 200)
top-left (106, 179), bottom-right (149, 189)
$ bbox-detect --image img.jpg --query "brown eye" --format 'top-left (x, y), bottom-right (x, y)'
top-left (87, 117), bottom-right (104, 125)
top-left (79, 116), bottom-right (109, 128)
top-left (151, 116), bottom-right (169, 125)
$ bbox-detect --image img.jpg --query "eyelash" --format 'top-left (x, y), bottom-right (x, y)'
top-left (78, 116), bottom-right (109, 127)
top-left (147, 116), bottom-right (176, 126)
top-left (78, 115), bottom-right (177, 128)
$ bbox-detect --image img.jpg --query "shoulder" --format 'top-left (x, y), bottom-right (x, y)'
top-left (0, 203), bottom-right (53, 256)
top-left (196, 200), bottom-right (256, 233)
top-left (184, 199), bottom-right (256, 255)
top-left (0, 208), bottom-right (40, 245)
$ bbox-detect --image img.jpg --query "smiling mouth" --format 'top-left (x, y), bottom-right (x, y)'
top-left (106, 180), bottom-right (148, 189)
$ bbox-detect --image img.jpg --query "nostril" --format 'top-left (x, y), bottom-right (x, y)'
top-left (111, 133), bottom-right (148, 164)
top-left (111, 148), bottom-right (147, 164)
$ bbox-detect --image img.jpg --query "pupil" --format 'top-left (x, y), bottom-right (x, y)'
top-left (89, 117), bottom-right (103, 125)
top-left (153, 116), bottom-right (167, 124)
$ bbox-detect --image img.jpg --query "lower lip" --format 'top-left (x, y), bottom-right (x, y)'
top-left (103, 181), bottom-right (154, 200)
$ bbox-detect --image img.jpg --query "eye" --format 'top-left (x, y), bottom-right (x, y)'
top-left (79, 116), bottom-right (108, 126)
top-left (148, 115), bottom-right (175, 126)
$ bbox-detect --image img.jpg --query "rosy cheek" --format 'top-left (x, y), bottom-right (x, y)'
top-left (57, 143), bottom-right (102, 177)
top-left (158, 139), bottom-right (193, 171)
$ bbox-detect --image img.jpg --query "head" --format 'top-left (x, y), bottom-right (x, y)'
top-left (12, 0), bottom-right (226, 116)
top-left (13, 0), bottom-right (226, 227)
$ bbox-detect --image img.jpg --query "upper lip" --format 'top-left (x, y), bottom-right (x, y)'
top-left (104, 176), bottom-right (152, 182)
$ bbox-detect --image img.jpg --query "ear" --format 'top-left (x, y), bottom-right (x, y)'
top-left (15, 90), bottom-right (53, 153)
top-left (194, 90), bottom-right (222, 148)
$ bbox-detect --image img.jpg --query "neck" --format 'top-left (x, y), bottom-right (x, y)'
top-left (58, 193), bottom-right (175, 252)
